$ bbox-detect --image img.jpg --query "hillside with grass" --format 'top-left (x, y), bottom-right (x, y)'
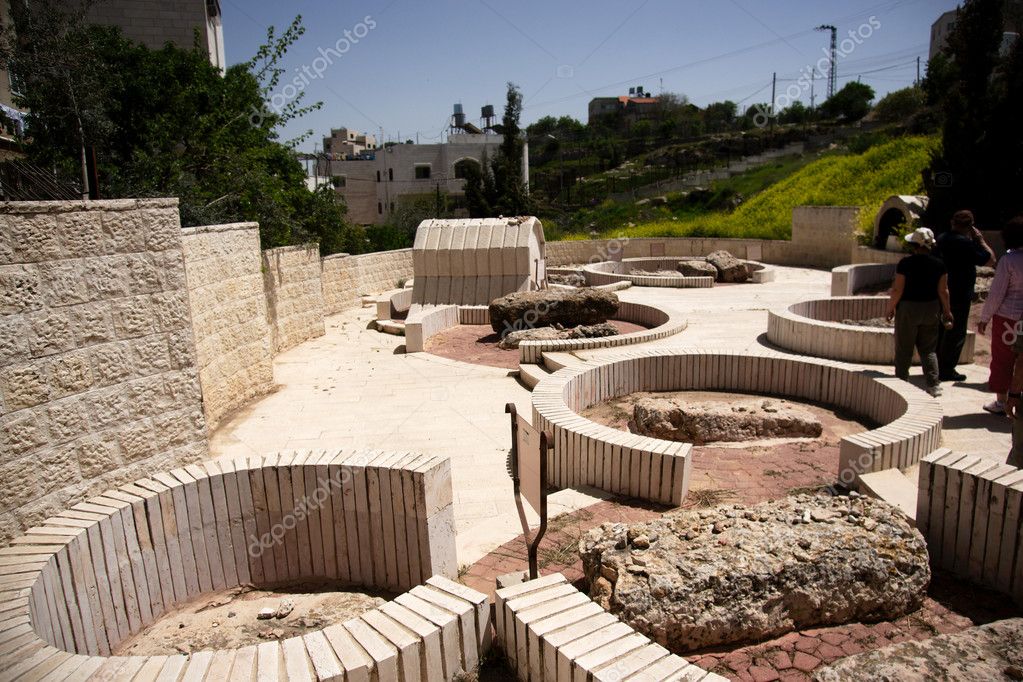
top-left (556, 135), bottom-right (936, 241)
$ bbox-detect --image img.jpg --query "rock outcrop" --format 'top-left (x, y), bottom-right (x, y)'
top-left (497, 322), bottom-right (619, 349)
top-left (813, 618), bottom-right (1023, 682)
top-left (489, 289), bottom-right (619, 334)
top-left (549, 273), bottom-right (587, 287)
top-left (677, 260), bottom-right (718, 279)
top-left (579, 494), bottom-right (930, 653)
top-left (706, 250), bottom-right (750, 283)
top-left (631, 397), bottom-right (822, 444)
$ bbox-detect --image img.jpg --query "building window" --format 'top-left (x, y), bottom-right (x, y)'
top-left (388, 168), bottom-right (394, 181)
top-left (377, 202), bottom-right (383, 214)
top-left (390, 202), bottom-right (395, 212)
top-left (414, 165), bottom-right (431, 180)
top-left (376, 170), bottom-right (381, 182)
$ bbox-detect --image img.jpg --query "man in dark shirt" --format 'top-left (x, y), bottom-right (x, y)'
top-left (934, 210), bottom-right (995, 380)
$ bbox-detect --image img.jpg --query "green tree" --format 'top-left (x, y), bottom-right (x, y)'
top-left (818, 81), bottom-right (875, 121)
top-left (778, 101), bottom-right (811, 125)
top-left (0, 2), bottom-right (364, 254)
top-left (464, 83), bottom-right (532, 217)
top-left (924, 0), bottom-right (1022, 228)
top-left (872, 86), bottom-right (925, 123)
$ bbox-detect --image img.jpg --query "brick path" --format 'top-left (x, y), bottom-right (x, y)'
top-left (463, 489), bottom-right (1018, 681)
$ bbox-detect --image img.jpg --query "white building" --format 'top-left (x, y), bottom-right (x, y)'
top-left (321, 133), bottom-right (507, 225)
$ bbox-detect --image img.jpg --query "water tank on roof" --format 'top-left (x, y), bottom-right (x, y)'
top-left (481, 104), bottom-right (495, 118)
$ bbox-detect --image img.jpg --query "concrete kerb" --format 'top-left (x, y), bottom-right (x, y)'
top-left (531, 348), bottom-right (942, 503)
top-left (0, 450), bottom-right (483, 681)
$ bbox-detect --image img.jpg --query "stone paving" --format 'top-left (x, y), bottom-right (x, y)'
top-left (210, 265), bottom-right (1012, 569)
top-left (207, 262), bottom-right (1019, 680)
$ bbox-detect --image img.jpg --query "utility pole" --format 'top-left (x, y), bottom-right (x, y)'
top-left (770, 72), bottom-right (777, 129)
top-left (810, 71), bottom-right (816, 112)
top-left (816, 24), bottom-right (837, 99)
top-left (916, 56), bottom-right (921, 86)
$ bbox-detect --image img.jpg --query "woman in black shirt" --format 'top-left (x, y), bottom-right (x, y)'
top-left (885, 227), bottom-right (953, 397)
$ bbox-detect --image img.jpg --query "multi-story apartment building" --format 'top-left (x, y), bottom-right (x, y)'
top-left (323, 128), bottom-right (378, 160)
top-left (87, 0), bottom-right (226, 70)
top-left (320, 132), bottom-right (508, 225)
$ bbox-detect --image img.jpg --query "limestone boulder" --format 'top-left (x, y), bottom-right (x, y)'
top-left (497, 322), bottom-right (619, 349)
top-left (631, 397), bottom-right (822, 444)
top-left (489, 289), bottom-right (619, 334)
top-left (706, 250), bottom-right (750, 283)
top-left (676, 260), bottom-right (718, 279)
top-left (813, 618), bottom-right (1023, 681)
top-left (579, 493), bottom-right (930, 653)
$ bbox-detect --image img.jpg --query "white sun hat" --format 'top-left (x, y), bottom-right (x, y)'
top-left (904, 227), bottom-right (936, 248)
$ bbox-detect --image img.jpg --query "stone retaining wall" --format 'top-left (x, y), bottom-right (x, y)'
top-left (495, 573), bottom-right (725, 682)
top-left (917, 449), bottom-right (1023, 603)
top-left (0, 199), bottom-right (208, 546)
top-left (768, 297), bottom-right (976, 364)
top-left (532, 349), bottom-right (942, 503)
top-left (0, 450), bottom-right (471, 680)
top-left (322, 249), bottom-right (414, 316)
top-left (181, 223), bottom-right (273, 430)
top-left (544, 206), bottom-right (860, 270)
top-left (262, 245), bottom-right (326, 355)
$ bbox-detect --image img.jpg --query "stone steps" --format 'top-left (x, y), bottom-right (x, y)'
top-left (517, 363), bottom-right (552, 390)
top-left (859, 468), bottom-right (919, 523)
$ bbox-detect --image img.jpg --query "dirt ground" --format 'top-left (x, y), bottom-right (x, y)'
top-left (424, 320), bottom-right (649, 369)
top-left (582, 390), bottom-right (873, 501)
top-left (114, 582), bottom-right (391, 656)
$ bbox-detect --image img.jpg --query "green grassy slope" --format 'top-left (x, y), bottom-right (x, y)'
top-left (567, 135), bottom-right (936, 241)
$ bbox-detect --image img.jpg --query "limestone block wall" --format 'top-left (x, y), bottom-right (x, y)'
top-left (181, 223), bottom-right (273, 430)
top-left (917, 449), bottom-right (1023, 603)
top-left (321, 249), bottom-right (414, 315)
top-left (790, 206), bottom-right (861, 269)
top-left (262, 245), bottom-right (326, 354)
top-left (0, 199), bottom-right (208, 545)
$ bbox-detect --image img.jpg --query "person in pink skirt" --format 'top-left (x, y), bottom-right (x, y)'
top-left (978, 217), bottom-right (1023, 414)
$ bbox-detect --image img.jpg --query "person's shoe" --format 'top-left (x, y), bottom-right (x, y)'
top-left (926, 385), bottom-right (943, 397)
top-left (983, 400), bottom-right (1006, 414)
top-left (940, 371), bottom-right (968, 382)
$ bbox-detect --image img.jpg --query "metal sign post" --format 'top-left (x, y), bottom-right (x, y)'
top-left (506, 403), bottom-right (552, 580)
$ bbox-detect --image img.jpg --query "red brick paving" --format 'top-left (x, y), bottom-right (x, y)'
top-left (462, 489), bottom-right (1020, 681)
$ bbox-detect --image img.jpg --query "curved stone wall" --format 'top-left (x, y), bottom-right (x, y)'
top-left (518, 301), bottom-right (687, 364)
top-left (830, 262), bottom-right (895, 297)
top-left (0, 451), bottom-right (484, 681)
top-left (768, 297), bottom-right (976, 364)
top-left (531, 349), bottom-right (942, 505)
top-left (582, 259), bottom-right (714, 288)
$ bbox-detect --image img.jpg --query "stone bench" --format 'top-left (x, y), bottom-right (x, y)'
top-left (518, 301), bottom-right (688, 364)
top-left (531, 349), bottom-right (943, 505)
top-left (767, 296), bottom-right (976, 364)
top-left (0, 450), bottom-right (492, 681)
top-left (405, 305), bottom-right (461, 353)
top-left (374, 288), bottom-right (415, 321)
top-left (917, 449), bottom-right (1023, 603)
top-left (830, 262), bottom-right (896, 296)
top-left (495, 573), bottom-right (725, 682)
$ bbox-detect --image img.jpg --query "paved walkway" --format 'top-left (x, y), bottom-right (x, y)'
top-left (209, 265), bottom-right (1012, 568)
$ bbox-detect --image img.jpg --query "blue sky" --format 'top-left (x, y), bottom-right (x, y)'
top-left (221, 0), bottom-right (957, 151)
